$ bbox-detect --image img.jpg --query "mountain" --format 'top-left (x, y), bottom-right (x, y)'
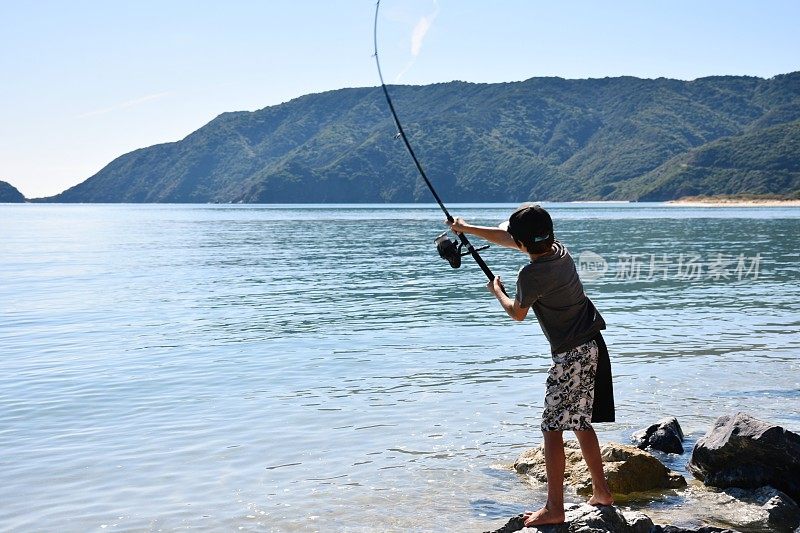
top-left (0, 181), bottom-right (25, 202)
top-left (44, 72), bottom-right (800, 203)
top-left (624, 119), bottom-right (800, 200)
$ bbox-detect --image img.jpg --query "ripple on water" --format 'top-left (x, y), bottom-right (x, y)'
top-left (0, 204), bottom-right (798, 531)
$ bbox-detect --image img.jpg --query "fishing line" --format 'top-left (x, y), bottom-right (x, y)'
top-left (372, 0), bottom-right (500, 285)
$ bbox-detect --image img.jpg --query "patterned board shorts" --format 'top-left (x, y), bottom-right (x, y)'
top-left (541, 339), bottom-right (598, 432)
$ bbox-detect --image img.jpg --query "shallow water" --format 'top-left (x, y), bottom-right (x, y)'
top-left (1, 203), bottom-right (798, 531)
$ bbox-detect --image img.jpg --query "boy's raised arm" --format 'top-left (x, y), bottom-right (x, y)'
top-left (446, 217), bottom-right (521, 250)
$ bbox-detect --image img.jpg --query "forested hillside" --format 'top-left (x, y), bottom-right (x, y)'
top-left (45, 72), bottom-right (800, 203)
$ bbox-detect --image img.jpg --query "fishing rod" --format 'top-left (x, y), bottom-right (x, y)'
top-left (372, 0), bottom-right (500, 285)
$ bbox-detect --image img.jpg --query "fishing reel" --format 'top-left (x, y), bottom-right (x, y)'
top-left (434, 232), bottom-right (489, 269)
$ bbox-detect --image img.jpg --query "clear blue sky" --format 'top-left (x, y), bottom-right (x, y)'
top-left (1, 0), bottom-right (798, 198)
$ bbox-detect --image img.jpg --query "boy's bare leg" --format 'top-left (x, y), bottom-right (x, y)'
top-left (523, 430), bottom-right (566, 527)
top-left (574, 428), bottom-right (614, 506)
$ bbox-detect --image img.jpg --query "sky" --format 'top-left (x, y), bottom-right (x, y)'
top-left (1, 0), bottom-right (798, 198)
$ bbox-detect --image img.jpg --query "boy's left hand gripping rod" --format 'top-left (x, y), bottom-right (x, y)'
top-left (373, 0), bottom-right (500, 286)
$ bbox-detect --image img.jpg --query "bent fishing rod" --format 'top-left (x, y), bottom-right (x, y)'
top-left (372, 0), bottom-right (500, 286)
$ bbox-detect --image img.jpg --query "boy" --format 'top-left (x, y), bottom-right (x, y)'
top-left (447, 204), bottom-right (614, 527)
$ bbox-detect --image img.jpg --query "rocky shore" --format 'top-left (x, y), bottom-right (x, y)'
top-left (485, 413), bottom-right (800, 533)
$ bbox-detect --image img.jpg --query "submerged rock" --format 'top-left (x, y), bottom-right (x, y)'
top-left (689, 413), bottom-right (800, 502)
top-left (643, 483), bottom-right (799, 533)
top-left (649, 526), bottom-right (740, 533)
top-left (721, 486), bottom-right (800, 532)
top-left (632, 416), bottom-right (685, 454)
top-left (484, 503), bottom-right (652, 533)
top-left (514, 441), bottom-right (685, 497)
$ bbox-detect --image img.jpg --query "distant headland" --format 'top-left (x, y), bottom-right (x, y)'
top-left (0, 180), bottom-right (25, 203)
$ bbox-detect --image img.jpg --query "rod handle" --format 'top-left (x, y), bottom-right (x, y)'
top-left (457, 232), bottom-right (508, 296)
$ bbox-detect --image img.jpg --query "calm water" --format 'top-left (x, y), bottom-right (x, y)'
top-left (1, 203), bottom-right (799, 532)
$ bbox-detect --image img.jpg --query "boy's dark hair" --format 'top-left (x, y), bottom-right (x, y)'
top-left (507, 204), bottom-right (554, 254)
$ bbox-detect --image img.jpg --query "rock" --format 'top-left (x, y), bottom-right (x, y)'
top-left (644, 483), bottom-right (798, 533)
top-left (632, 416), bottom-right (685, 454)
top-left (650, 526), bottom-right (740, 533)
top-left (514, 441), bottom-right (686, 497)
top-left (484, 503), bottom-right (653, 533)
top-left (723, 486), bottom-right (800, 532)
top-left (689, 413), bottom-right (800, 502)
top-left (599, 444), bottom-right (687, 495)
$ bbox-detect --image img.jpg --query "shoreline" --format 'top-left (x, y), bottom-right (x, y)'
top-left (666, 197), bottom-right (800, 207)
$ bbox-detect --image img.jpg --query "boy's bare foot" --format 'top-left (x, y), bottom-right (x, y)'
top-left (587, 493), bottom-right (614, 506)
top-left (522, 506), bottom-right (565, 527)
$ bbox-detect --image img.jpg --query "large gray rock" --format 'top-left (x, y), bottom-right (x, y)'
top-left (689, 413), bottom-right (800, 502)
top-left (632, 416), bottom-right (685, 454)
top-left (514, 441), bottom-right (685, 497)
top-left (484, 503), bottom-right (653, 533)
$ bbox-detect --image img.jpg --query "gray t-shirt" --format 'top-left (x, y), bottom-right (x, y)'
top-left (515, 241), bottom-right (605, 354)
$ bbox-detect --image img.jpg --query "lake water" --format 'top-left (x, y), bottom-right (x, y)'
top-left (1, 203), bottom-right (799, 532)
